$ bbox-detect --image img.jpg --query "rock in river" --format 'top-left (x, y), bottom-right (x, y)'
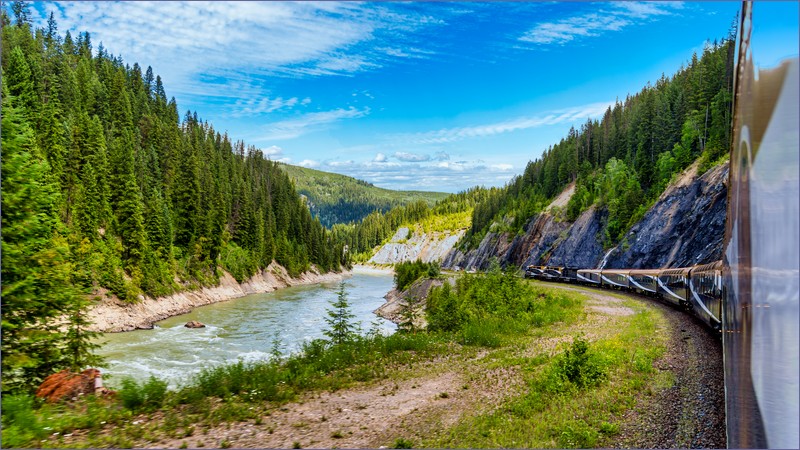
top-left (184, 320), bottom-right (205, 328)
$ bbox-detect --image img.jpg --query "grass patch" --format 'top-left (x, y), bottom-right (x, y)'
top-left (424, 286), bottom-right (668, 449)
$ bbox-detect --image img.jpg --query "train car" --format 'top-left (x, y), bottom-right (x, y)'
top-left (600, 269), bottom-right (629, 289)
top-left (656, 267), bottom-right (691, 308)
top-left (688, 261), bottom-right (723, 331)
top-left (576, 269), bottom-right (601, 285)
top-left (543, 266), bottom-right (565, 279)
top-left (523, 265), bottom-right (541, 279)
top-left (722, 2), bottom-right (799, 447)
top-left (560, 267), bottom-right (578, 282)
top-left (627, 269), bottom-right (660, 295)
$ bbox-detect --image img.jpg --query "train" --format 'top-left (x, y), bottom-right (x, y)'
top-left (524, 3), bottom-right (798, 448)
top-left (523, 262), bottom-right (724, 332)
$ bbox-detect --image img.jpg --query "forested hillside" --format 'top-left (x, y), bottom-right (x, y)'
top-left (463, 28), bottom-right (736, 251)
top-left (333, 187), bottom-right (488, 262)
top-left (278, 163), bottom-right (448, 228)
top-left (1, 7), bottom-right (344, 392)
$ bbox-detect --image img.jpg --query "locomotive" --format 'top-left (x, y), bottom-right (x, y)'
top-left (524, 3), bottom-right (798, 447)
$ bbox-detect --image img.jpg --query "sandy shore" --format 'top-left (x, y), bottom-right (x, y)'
top-left (87, 263), bottom-right (352, 333)
top-left (352, 263), bottom-right (395, 275)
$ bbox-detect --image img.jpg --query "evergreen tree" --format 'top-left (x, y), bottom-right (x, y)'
top-left (323, 283), bottom-right (357, 345)
top-left (1, 91), bottom-right (102, 393)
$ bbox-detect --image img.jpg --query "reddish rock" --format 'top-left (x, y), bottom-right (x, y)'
top-left (185, 320), bottom-right (205, 328)
top-left (35, 368), bottom-right (101, 403)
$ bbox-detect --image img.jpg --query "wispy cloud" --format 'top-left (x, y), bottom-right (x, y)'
top-left (258, 107), bottom-right (369, 141)
top-left (36, 1), bottom-right (453, 100)
top-left (231, 96), bottom-right (302, 117)
top-left (519, 2), bottom-right (683, 46)
top-left (394, 102), bottom-right (611, 145)
top-left (393, 151), bottom-right (431, 162)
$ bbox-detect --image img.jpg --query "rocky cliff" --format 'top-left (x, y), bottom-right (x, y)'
top-left (442, 161), bottom-right (728, 271)
top-left (369, 227), bottom-right (466, 265)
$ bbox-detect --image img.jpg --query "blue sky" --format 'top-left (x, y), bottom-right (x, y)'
top-left (31, 2), bottom-right (798, 193)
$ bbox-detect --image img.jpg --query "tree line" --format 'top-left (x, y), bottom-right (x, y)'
top-left (1, 4), bottom-right (345, 393)
top-left (463, 21), bottom-right (737, 249)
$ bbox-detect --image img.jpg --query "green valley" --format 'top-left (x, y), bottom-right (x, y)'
top-left (278, 163), bottom-right (448, 228)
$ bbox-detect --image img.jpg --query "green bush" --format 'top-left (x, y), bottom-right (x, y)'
top-left (460, 318), bottom-right (503, 348)
top-left (426, 265), bottom-right (581, 337)
top-left (119, 376), bottom-right (168, 412)
top-left (394, 260), bottom-right (440, 291)
top-left (393, 437), bottom-right (414, 449)
top-left (554, 336), bottom-right (607, 389)
top-left (1, 395), bottom-right (44, 447)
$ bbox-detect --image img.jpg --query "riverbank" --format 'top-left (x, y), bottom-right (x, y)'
top-left (87, 263), bottom-right (352, 332)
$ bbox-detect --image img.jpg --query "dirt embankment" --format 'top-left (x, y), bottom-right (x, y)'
top-left (87, 263), bottom-right (351, 333)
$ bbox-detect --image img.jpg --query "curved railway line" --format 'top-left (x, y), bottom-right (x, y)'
top-left (523, 3), bottom-right (799, 446)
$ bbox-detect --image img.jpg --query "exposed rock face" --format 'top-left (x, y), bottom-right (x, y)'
top-left (543, 206), bottom-right (606, 268)
top-left (369, 227), bottom-right (466, 265)
top-left (605, 162), bottom-right (728, 269)
top-left (441, 161), bottom-right (728, 271)
top-left (185, 320), bottom-right (205, 328)
top-left (36, 369), bottom-right (101, 403)
top-left (443, 231), bottom-right (515, 272)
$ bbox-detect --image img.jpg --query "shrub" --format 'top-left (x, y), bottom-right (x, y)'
top-left (393, 437), bottom-right (414, 448)
top-left (1, 395), bottom-right (44, 447)
top-left (554, 336), bottom-right (606, 389)
top-left (219, 242), bottom-right (257, 283)
top-left (119, 376), bottom-right (168, 412)
top-left (394, 260), bottom-right (440, 291)
top-left (427, 266), bottom-right (581, 336)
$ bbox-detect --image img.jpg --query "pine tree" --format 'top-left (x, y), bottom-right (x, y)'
top-left (5, 46), bottom-right (37, 115)
top-left (108, 130), bottom-right (147, 267)
top-left (323, 283), bottom-right (356, 345)
top-left (1, 90), bottom-right (102, 393)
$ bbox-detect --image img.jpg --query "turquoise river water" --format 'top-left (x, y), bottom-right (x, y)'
top-left (95, 268), bottom-right (396, 388)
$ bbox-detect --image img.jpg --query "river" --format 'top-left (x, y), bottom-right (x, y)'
top-left (95, 268), bottom-right (396, 388)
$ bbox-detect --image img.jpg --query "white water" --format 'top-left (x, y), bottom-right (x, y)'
top-left (597, 246), bottom-right (618, 269)
top-left (95, 270), bottom-right (396, 388)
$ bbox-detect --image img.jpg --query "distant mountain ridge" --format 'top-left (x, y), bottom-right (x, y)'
top-left (278, 163), bottom-right (448, 228)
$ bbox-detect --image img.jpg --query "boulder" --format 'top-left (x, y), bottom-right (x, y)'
top-left (36, 368), bottom-right (101, 403)
top-left (185, 320), bottom-right (205, 328)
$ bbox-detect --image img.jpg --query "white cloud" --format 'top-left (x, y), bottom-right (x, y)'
top-left (395, 102), bottom-right (611, 145)
top-left (263, 145), bottom-right (284, 157)
top-left (257, 107), bottom-right (369, 141)
top-left (231, 96), bottom-right (301, 117)
top-left (373, 152), bottom-right (388, 162)
top-left (298, 159), bottom-right (320, 168)
top-left (519, 2), bottom-right (683, 46)
top-left (393, 151), bottom-right (431, 162)
top-left (328, 160), bottom-right (356, 168)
